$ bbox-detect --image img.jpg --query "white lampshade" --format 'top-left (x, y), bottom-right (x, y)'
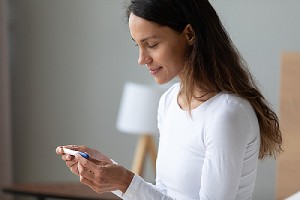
top-left (116, 82), bottom-right (164, 135)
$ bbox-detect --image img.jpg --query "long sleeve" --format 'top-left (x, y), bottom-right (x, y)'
top-left (199, 99), bottom-right (259, 199)
top-left (113, 175), bottom-right (175, 200)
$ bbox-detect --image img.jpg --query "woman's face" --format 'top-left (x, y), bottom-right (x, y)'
top-left (129, 13), bottom-right (189, 84)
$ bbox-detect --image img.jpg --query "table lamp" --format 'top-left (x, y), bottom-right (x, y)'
top-left (116, 82), bottom-right (164, 177)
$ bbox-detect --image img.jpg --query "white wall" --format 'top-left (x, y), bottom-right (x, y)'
top-left (9, 0), bottom-right (300, 199)
top-left (10, 0), bottom-right (155, 183)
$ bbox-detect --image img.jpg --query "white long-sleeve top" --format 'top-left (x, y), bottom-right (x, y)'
top-left (114, 83), bottom-right (260, 200)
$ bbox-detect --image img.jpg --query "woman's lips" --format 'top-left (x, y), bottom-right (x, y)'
top-left (149, 66), bottom-right (163, 75)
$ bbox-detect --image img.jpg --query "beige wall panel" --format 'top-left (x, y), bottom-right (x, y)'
top-left (277, 52), bottom-right (300, 199)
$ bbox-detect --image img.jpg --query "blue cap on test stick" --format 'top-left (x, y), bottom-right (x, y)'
top-left (79, 152), bottom-right (90, 159)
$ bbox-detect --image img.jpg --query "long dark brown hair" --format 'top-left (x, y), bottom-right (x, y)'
top-left (126, 0), bottom-right (282, 159)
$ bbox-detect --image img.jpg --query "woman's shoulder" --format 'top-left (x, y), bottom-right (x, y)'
top-left (205, 92), bottom-right (260, 143)
top-left (207, 92), bottom-right (256, 121)
top-left (210, 93), bottom-right (252, 110)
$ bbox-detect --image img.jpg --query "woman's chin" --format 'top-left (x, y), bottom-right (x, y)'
top-left (154, 77), bottom-right (172, 85)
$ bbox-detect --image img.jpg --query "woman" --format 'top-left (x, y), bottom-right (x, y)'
top-left (56, 0), bottom-right (282, 199)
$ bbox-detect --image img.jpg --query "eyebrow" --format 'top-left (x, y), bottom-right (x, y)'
top-left (131, 35), bottom-right (160, 43)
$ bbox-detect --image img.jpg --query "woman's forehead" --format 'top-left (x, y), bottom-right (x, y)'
top-left (129, 13), bottom-right (178, 43)
top-left (129, 14), bottom-right (162, 40)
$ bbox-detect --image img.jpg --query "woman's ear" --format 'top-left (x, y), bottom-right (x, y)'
top-left (183, 24), bottom-right (195, 45)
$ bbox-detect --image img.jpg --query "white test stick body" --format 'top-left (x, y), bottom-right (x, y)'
top-left (63, 148), bottom-right (79, 156)
top-left (62, 147), bottom-right (89, 159)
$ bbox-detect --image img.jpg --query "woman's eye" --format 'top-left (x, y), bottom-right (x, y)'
top-left (147, 43), bottom-right (158, 48)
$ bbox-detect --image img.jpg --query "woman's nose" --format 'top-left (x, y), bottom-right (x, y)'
top-left (138, 49), bottom-right (151, 65)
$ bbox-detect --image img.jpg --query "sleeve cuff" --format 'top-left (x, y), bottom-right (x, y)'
top-left (122, 174), bottom-right (143, 199)
top-left (112, 174), bottom-right (143, 199)
top-left (110, 159), bottom-right (118, 164)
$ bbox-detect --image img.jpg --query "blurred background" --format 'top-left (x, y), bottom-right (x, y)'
top-left (1, 0), bottom-right (300, 199)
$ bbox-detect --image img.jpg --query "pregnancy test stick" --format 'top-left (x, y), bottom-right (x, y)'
top-left (62, 148), bottom-right (89, 159)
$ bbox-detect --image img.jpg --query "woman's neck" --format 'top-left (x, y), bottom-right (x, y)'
top-left (177, 90), bottom-right (217, 111)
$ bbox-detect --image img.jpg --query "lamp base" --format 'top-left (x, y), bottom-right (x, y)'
top-left (131, 134), bottom-right (157, 177)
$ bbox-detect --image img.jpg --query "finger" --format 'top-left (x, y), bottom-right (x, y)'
top-left (64, 145), bottom-right (90, 153)
top-left (61, 154), bottom-right (76, 161)
top-left (79, 175), bottom-right (96, 189)
top-left (70, 164), bottom-right (79, 175)
top-left (79, 174), bottom-right (117, 194)
top-left (64, 144), bottom-right (80, 151)
top-left (66, 160), bottom-right (77, 168)
top-left (78, 164), bottom-right (111, 194)
top-left (88, 157), bottom-right (110, 165)
top-left (80, 167), bottom-right (95, 182)
top-left (56, 145), bottom-right (79, 159)
top-left (77, 159), bottom-right (97, 181)
top-left (76, 153), bottom-right (109, 172)
top-left (80, 176), bottom-right (105, 194)
top-left (75, 153), bottom-right (92, 167)
top-left (56, 146), bottom-right (64, 154)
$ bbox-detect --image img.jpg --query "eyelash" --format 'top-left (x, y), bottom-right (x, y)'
top-left (134, 43), bottom-right (158, 49)
top-left (147, 43), bottom-right (158, 48)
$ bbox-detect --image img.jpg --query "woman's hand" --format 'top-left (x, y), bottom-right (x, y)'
top-left (75, 153), bottom-right (134, 194)
top-left (55, 145), bottom-right (112, 175)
